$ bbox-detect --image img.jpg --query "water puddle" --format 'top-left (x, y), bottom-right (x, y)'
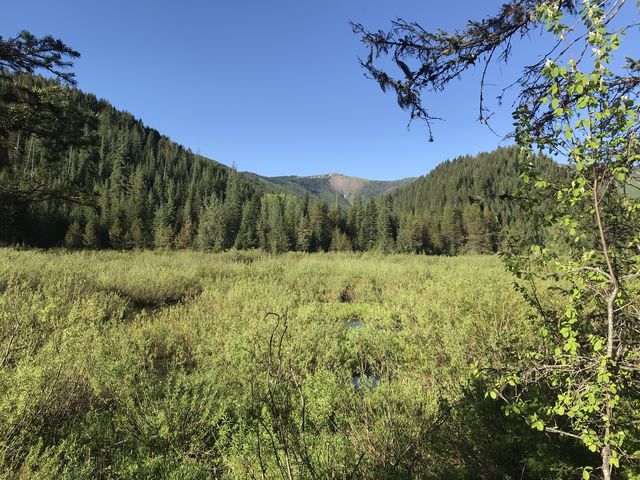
top-left (346, 319), bottom-right (363, 329)
top-left (352, 375), bottom-right (380, 389)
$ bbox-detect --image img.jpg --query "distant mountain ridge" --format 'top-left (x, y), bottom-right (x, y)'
top-left (243, 171), bottom-right (416, 206)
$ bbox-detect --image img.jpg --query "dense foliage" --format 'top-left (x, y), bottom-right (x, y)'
top-left (354, 0), bottom-right (640, 477)
top-left (0, 78), bottom-right (552, 255)
top-left (390, 147), bottom-right (563, 253)
top-left (0, 249), bottom-right (606, 479)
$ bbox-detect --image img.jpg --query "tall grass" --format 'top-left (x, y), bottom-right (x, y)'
top-left (0, 249), bottom-right (573, 479)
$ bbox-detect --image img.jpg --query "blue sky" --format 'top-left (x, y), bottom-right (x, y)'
top-left (2, 1), bottom-right (638, 179)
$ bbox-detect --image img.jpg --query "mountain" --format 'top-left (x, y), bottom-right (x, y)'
top-left (391, 146), bottom-right (561, 223)
top-left (243, 172), bottom-right (416, 206)
top-left (2, 74), bottom-right (556, 255)
top-left (1, 74), bottom-right (257, 247)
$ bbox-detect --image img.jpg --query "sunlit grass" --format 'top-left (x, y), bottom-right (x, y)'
top-left (0, 249), bottom-right (538, 478)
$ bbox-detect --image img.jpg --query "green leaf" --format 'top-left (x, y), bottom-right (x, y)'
top-left (564, 125), bottom-right (573, 139)
top-left (593, 339), bottom-right (604, 352)
top-left (577, 96), bottom-right (589, 109)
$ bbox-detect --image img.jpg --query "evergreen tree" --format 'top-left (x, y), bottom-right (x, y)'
top-left (223, 168), bottom-right (243, 248)
top-left (108, 214), bottom-right (125, 249)
top-left (328, 196), bottom-right (345, 232)
top-left (347, 195), bottom-right (363, 248)
top-left (440, 202), bottom-right (464, 255)
top-left (153, 204), bottom-right (174, 249)
top-left (376, 197), bottom-right (395, 253)
top-left (234, 198), bottom-right (260, 250)
top-left (309, 201), bottom-right (331, 252)
top-left (196, 194), bottom-right (224, 251)
top-left (64, 220), bottom-right (83, 248)
top-left (301, 191), bottom-right (310, 216)
top-left (109, 133), bottom-right (128, 204)
top-left (282, 194), bottom-right (302, 249)
top-left (127, 166), bottom-right (148, 231)
top-left (463, 204), bottom-right (493, 254)
top-left (397, 216), bottom-right (428, 253)
top-left (296, 214), bottom-right (313, 252)
top-left (258, 194), bottom-right (291, 253)
top-left (83, 215), bottom-right (99, 248)
top-left (329, 227), bottom-right (352, 252)
top-left (128, 217), bottom-right (148, 249)
top-left (358, 199), bottom-right (378, 251)
top-left (174, 219), bottom-right (194, 249)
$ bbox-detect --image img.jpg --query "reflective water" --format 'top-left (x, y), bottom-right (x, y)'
top-left (352, 375), bottom-right (380, 389)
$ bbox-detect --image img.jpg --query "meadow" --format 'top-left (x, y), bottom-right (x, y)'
top-left (0, 249), bottom-right (588, 479)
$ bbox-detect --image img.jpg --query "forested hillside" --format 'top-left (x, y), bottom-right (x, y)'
top-left (391, 146), bottom-right (563, 250)
top-left (1, 75), bottom-right (243, 248)
top-left (1, 75), bottom-right (559, 254)
top-left (245, 171), bottom-right (415, 206)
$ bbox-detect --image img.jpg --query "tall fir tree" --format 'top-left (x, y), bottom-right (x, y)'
top-left (376, 197), bottom-right (395, 253)
top-left (309, 201), bottom-right (331, 252)
top-left (329, 227), bottom-right (352, 252)
top-left (196, 194), bottom-right (224, 251)
top-left (296, 214), bottom-right (313, 253)
top-left (223, 168), bottom-right (243, 248)
top-left (234, 197), bottom-right (260, 250)
top-left (463, 204), bottom-right (493, 254)
top-left (359, 199), bottom-right (378, 251)
top-left (440, 202), bottom-right (464, 255)
top-left (153, 203), bottom-right (174, 249)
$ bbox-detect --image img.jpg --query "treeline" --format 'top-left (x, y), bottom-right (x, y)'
top-left (1, 76), bottom-right (554, 254)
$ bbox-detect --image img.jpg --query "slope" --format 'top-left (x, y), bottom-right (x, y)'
top-left (244, 172), bottom-right (415, 206)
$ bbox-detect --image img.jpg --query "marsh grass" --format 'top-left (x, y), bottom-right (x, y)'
top-left (0, 249), bottom-right (574, 479)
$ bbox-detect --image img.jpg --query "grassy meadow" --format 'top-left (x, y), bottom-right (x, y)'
top-left (0, 249), bottom-right (589, 479)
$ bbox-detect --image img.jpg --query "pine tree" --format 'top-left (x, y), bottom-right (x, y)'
top-left (108, 214), bottom-right (125, 249)
top-left (441, 202), bottom-right (464, 254)
top-left (296, 214), bottom-right (313, 252)
top-left (127, 166), bottom-right (148, 231)
top-left (359, 199), bottom-right (378, 251)
top-left (234, 198), bottom-right (260, 250)
top-left (153, 204), bottom-right (174, 249)
top-left (109, 133), bottom-right (128, 208)
top-left (397, 216), bottom-right (427, 253)
top-left (223, 168), bottom-right (243, 248)
top-left (196, 194), bottom-right (224, 251)
top-left (329, 227), bottom-right (352, 252)
top-left (128, 217), bottom-right (148, 249)
top-left (309, 201), bottom-right (330, 252)
top-left (64, 220), bottom-right (83, 248)
top-left (301, 192), bottom-right (310, 216)
top-left (269, 220), bottom-right (290, 253)
top-left (258, 194), bottom-right (291, 253)
top-left (174, 219), bottom-right (194, 249)
top-left (328, 196), bottom-right (345, 232)
top-left (463, 204), bottom-right (492, 254)
top-left (347, 195), bottom-right (363, 248)
top-left (83, 215), bottom-right (99, 248)
top-left (376, 197), bottom-right (395, 253)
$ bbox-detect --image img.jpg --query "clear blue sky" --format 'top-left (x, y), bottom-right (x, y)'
top-left (2, 1), bottom-right (638, 179)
